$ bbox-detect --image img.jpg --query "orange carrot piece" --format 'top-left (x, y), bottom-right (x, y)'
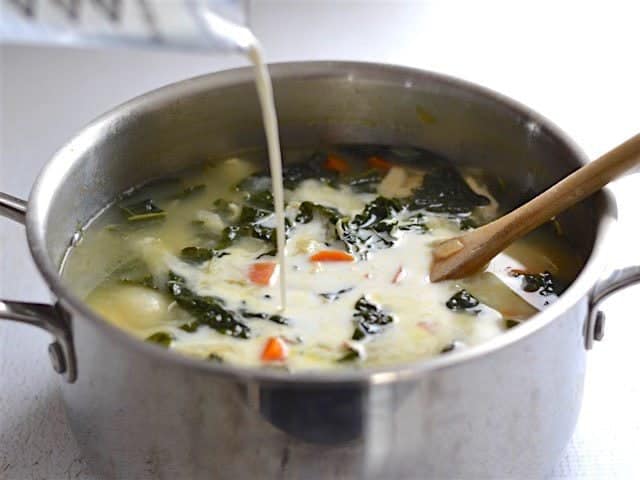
top-left (325, 154), bottom-right (349, 173)
top-left (249, 262), bottom-right (277, 286)
top-left (261, 337), bottom-right (288, 362)
top-left (310, 250), bottom-right (355, 262)
top-left (367, 155), bottom-right (393, 171)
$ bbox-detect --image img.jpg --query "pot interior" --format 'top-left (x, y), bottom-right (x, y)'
top-left (32, 62), bottom-right (607, 298)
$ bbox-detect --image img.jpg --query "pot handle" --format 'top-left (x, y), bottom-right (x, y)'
top-left (586, 266), bottom-right (640, 349)
top-left (0, 192), bottom-right (27, 224)
top-left (0, 193), bottom-right (77, 382)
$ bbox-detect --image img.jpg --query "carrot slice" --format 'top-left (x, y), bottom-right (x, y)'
top-left (310, 250), bottom-right (355, 262)
top-left (325, 154), bottom-right (349, 173)
top-left (261, 337), bottom-right (288, 362)
top-left (249, 262), bottom-right (277, 286)
top-left (367, 155), bottom-right (393, 171)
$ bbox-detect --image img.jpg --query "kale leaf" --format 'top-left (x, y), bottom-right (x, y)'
top-left (282, 155), bottom-right (338, 189)
top-left (179, 247), bottom-right (229, 265)
top-left (145, 331), bottom-right (174, 347)
top-left (345, 169), bottom-right (383, 193)
top-left (238, 309), bottom-right (290, 325)
top-left (237, 154), bottom-right (337, 192)
top-left (112, 258), bottom-right (155, 289)
top-left (244, 190), bottom-right (275, 211)
top-left (212, 198), bottom-right (241, 222)
top-left (351, 296), bottom-right (395, 340)
top-left (119, 199), bottom-right (166, 222)
top-left (504, 319), bottom-right (520, 329)
top-left (217, 222), bottom-right (280, 250)
top-left (408, 164), bottom-right (489, 214)
top-left (167, 272), bottom-right (251, 339)
top-left (336, 197), bottom-right (427, 258)
top-left (510, 270), bottom-right (557, 296)
top-left (351, 145), bottom-right (489, 214)
top-left (179, 321), bottom-right (199, 333)
top-left (337, 348), bottom-right (361, 363)
top-left (214, 191), bottom-right (289, 251)
top-left (208, 353), bottom-right (224, 363)
top-left (319, 287), bottom-right (354, 302)
top-left (440, 340), bottom-right (465, 353)
top-left (295, 201), bottom-right (341, 224)
top-left (445, 289), bottom-right (481, 313)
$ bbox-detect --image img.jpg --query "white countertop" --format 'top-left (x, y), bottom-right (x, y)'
top-left (1, 1), bottom-right (639, 478)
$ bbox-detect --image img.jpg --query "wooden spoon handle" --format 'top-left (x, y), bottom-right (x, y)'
top-left (431, 133), bottom-right (640, 281)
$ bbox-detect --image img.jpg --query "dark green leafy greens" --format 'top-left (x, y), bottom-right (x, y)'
top-left (337, 348), bottom-right (361, 363)
top-left (440, 340), bottom-right (465, 353)
top-left (215, 187), bottom-right (291, 252)
top-left (179, 247), bottom-right (229, 265)
top-left (243, 190), bottom-right (275, 211)
top-left (179, 321), bottom-right (199, 333)
top-left (215, 202), bottom-right (292, 252)
top-left (221, 146), bottom-right (487, 258)
top-left (167, 272), bottom-right (251, 339)
top-left (120, 199), bottom-right (166, 222)
top-left (336, 197), bottom-right (428, 258)
top-left (238, 310), bottom-right (290, 325)
top-left (409, 167), bottom-right (489, 214)
top-left (345, 169), bottom-right (383, 193)
top-left (208, 353), bottom-right (224, 363)
top-left (212, 198), bottom-right (241, 222)
top-left (397, 213), bottom-right (429, 233)
top-left (457, 216), bottom-right (479, 230)
top-left (319, 287), bottom-right (354, 302)
top-left (238, 204), bottom-right (272, 224)
top-left (295, 201), bottom-right (341, 224)
top-left (145, 331), bottom-right (174, 347)
top-left (504, 319), bottom-right (520, 329)
top-left (112, 258), bottom-right (155, 289)
top-left (217, 221), bottom-right (291, 252)
top-left (168, 273), bottom-right (291, 337)
top-left (237, 155), bottom-right (337, 192)
top-left (351, 296), bottom-right (395, 340)
top-left (337, 144), bottom-right (490, 214)
top-left (445, 289), bottom-right (481, 313)
top-left (510, 270), bottom-right (557, 296)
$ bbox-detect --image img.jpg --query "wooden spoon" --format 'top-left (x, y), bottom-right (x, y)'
top-left (430, 133), bottom-right (640, 282)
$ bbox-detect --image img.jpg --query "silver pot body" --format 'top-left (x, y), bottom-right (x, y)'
top-left (2, 62), bottom-right (633, 479)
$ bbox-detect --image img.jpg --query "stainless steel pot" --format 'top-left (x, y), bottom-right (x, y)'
top-left (1, 62), bottom-right (639, 479)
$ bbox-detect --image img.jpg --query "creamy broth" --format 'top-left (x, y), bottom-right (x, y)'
top-left (62, 146), bottom-right (581, 370)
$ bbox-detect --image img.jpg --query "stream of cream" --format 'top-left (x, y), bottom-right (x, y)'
top-left (200, 11), bottom-right (288, 310)
top-left (246, 43), bottom-right (287, 311)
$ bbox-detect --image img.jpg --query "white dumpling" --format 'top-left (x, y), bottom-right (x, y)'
top-left (87, 285), bottom-right (170, 332)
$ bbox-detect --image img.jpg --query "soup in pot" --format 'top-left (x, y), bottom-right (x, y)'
top-left (62, 145), bottom-right (581, 370)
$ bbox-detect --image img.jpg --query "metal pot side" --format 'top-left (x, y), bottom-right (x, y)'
top-left (2, 62), bottom-right (638, 479)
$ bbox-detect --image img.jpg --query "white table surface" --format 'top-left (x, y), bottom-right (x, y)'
top-left (1, 1), bottom-right (639, 478)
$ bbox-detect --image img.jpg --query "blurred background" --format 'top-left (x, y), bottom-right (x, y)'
top-left (1, 1), bottom-right (639, 478)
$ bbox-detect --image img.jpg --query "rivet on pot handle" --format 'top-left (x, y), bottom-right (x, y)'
top-left (0, 193), bottom-right (77, 382)
top-left (586, 266), bottom-right (640, 349)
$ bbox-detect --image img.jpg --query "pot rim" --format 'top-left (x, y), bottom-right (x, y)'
top-left (25, 60), bottom-right (617, 386)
